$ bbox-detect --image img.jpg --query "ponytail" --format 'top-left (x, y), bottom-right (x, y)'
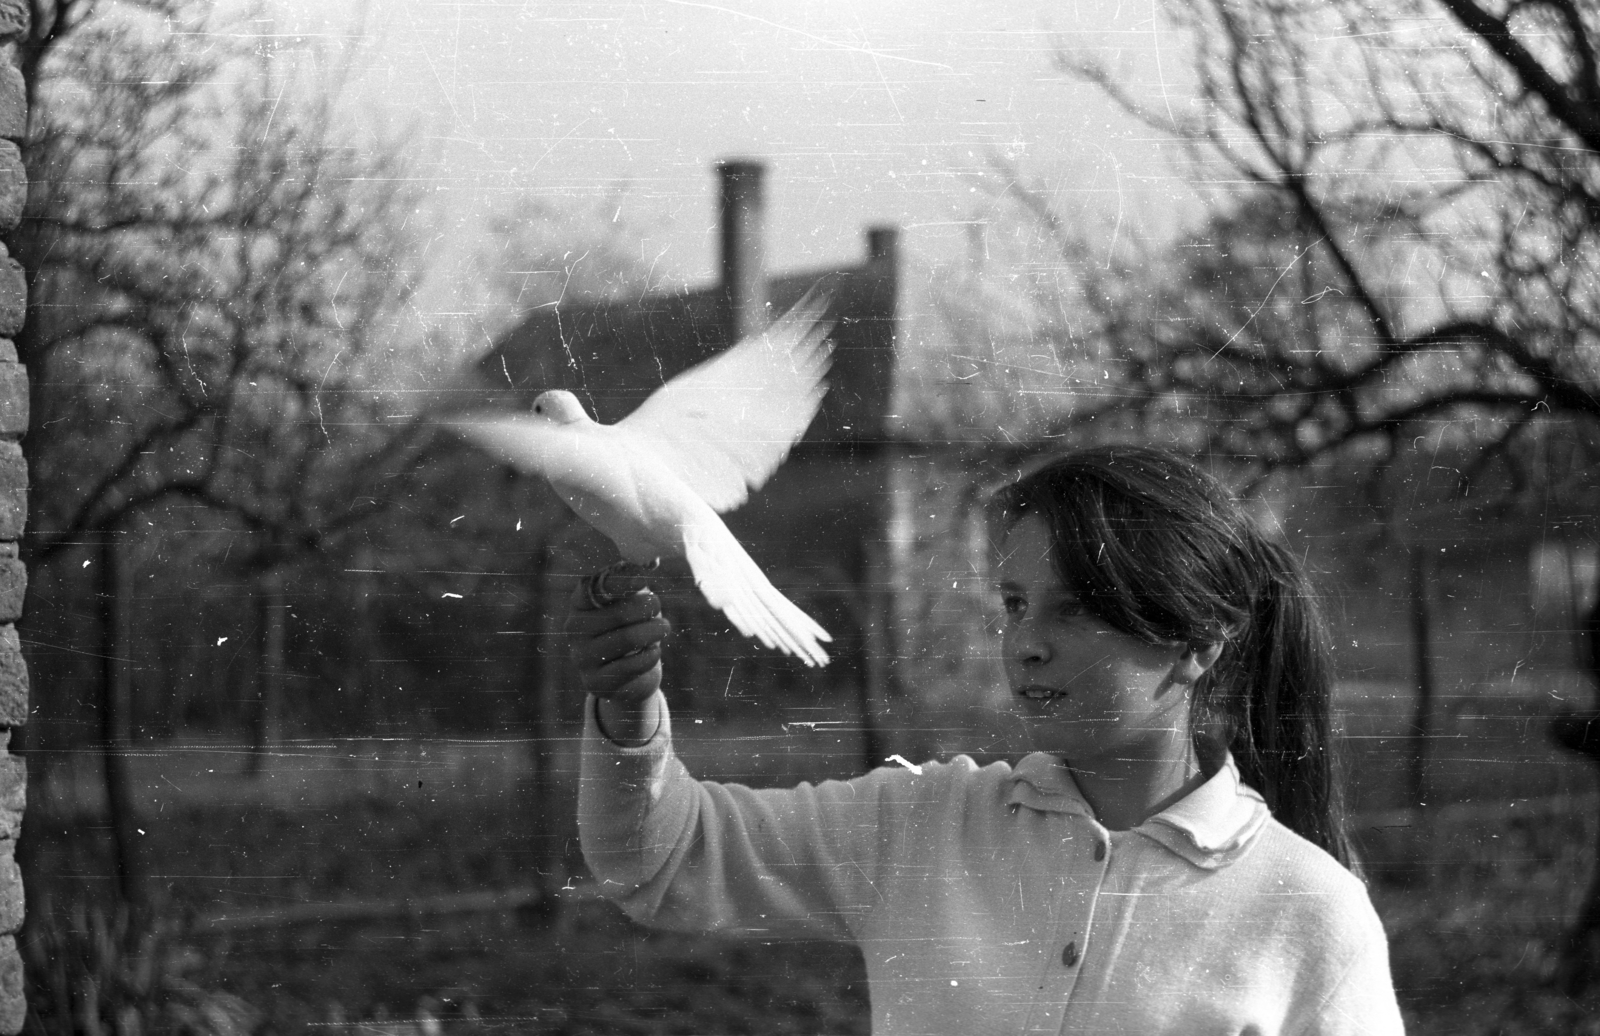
top-left (995, 446), bottom-right (1353, 868)
top-left (1209, 536), bottom-right (1352, 868)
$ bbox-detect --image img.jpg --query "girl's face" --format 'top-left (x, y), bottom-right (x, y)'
top-left (995, 515), bottom-right (1199, 766)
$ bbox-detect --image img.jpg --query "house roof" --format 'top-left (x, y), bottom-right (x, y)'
top-left (476, 260), bottom-right (898, 447)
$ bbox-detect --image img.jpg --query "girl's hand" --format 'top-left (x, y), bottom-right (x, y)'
top-left (566, 570), bottom-right (671, 712)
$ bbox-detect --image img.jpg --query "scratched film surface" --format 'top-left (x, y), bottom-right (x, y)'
top-left (16, 1), bottom-right (1600, 1033)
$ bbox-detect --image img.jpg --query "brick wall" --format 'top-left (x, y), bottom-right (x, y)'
top-left (0, 3), bottom-right (27, 1030)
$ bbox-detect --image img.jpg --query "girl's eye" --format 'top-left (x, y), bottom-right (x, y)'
top-left (1001, 595), bottom-right (1026, 616)
top-left (1057, 600), bottom-right (1088, 619)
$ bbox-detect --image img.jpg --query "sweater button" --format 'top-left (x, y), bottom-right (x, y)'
top-left (1093, 841), bottom-right (1106, 862)
top-left (1062, 941), bottom-right (1079, 967)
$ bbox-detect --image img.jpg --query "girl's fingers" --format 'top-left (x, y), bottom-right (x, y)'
top-left (569, 567), bottom-right (657, 614)
top-left (566, 586), bottom-right (661, 638)
top-left (578, 616), bottom-right (671, 668)
top-left (609, 664), bottom-right (664, 704)
top-left (565, 580), bottom-right (670, 701)
top-left (584, 642), bottom-right (663, 700)
top-left (578, 567), bottom-right (656, 610)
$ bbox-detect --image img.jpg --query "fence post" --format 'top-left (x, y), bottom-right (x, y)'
top-left (249, 565), bottom-right (287, 777)
top-left (1407, 546), bottom-right (1435, 810)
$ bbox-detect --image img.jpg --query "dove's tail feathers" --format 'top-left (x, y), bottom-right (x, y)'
top-left (708, 556), bottom-right (833, 668)
top-left (683, 519), bottom-right (833, 668)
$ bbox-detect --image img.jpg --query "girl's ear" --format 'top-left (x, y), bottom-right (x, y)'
top-left (1173, 641), bottom-right (1224, 685)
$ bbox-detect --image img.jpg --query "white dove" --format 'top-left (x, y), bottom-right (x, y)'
top-left (446, 295), bottom-right (835, 667)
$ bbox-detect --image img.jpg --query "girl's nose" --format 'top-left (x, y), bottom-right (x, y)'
top-left (1013, 628), bottom-right (1050, 665)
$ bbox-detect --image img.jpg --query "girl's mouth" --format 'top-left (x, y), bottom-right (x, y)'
top-left (1016, 684), bottom-right (1066, 702)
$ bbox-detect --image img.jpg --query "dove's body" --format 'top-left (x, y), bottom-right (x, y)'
top-left (445, 298), bottom-right (835, 666)
top-left (513, 418), bottom-right (700, 564)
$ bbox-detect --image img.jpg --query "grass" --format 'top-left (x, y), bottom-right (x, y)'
top-left (188, 906), bottom-right (870, 1035)
top-left (1370, 801), bottom-right (1600, 1034)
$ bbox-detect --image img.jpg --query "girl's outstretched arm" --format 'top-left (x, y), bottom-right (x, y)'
top-left (576, 693), bottom-right (901, 943)
top-left (568, 578), bottom-right (902, 943)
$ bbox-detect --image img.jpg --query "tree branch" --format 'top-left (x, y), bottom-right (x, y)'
top-left (1437, 0), bottom-right (1600, 152)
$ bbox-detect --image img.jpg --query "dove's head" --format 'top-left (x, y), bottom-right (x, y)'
top-left (531, 390), bottom-right (592, 425)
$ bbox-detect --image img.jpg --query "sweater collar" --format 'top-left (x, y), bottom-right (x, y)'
top-left (1003, 749), bottom-right (1270, 870)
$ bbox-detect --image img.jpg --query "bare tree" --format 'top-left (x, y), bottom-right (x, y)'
top-left (15, 0), bottom-right (439, 901)
top-left (460, 185), bottom-right (670, 348)
top-left (1005, 0), bottom-right (1600, 987)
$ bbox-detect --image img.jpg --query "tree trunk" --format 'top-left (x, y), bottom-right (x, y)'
top-left (99, 526), bottom-right (144, 906)
top-left (1555, 565), bottom-right (1600, 992)
top-left (345, 546), bottom-right (377, 728)
top-left (858, 545), bottom-right (890, 774)
top-left (1587, 554), bottom-right (1600, 684)
top-left (1407, 546), bottom-right (1435, 810)
top-left (530, 544), bottom-right (566, 896)
top-left (857, 456), bottom-right (899, 774)
top-left (248, 566), bottom-right (286, 777)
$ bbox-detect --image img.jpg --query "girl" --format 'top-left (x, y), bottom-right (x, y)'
top-left (570, 445), bottom-right (1405, 1035)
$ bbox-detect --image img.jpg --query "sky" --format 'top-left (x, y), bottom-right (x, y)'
top-left (274, 0), bottom-right (1199, 301)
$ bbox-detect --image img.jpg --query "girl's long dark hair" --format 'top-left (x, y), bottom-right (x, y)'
top-left (992, 445), bottom-right (1353, 868)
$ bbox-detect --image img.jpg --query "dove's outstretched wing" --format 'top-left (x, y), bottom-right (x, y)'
top-left (440, 414), bottom-right (564, 478)
top-left (619, 293), bottom-right (833, 513)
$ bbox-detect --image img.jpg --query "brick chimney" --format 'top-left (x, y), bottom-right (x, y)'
top-left (866, 225), bottom-right (900, 265)
top-left (717, 159), bottom-right (768, 342)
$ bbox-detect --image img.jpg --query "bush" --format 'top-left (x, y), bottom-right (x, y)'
top-left (23, 900), bottom-right (259, 1036)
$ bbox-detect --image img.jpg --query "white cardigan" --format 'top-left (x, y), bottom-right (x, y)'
top-left (579, 693), bottom-right (1406, 1036)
